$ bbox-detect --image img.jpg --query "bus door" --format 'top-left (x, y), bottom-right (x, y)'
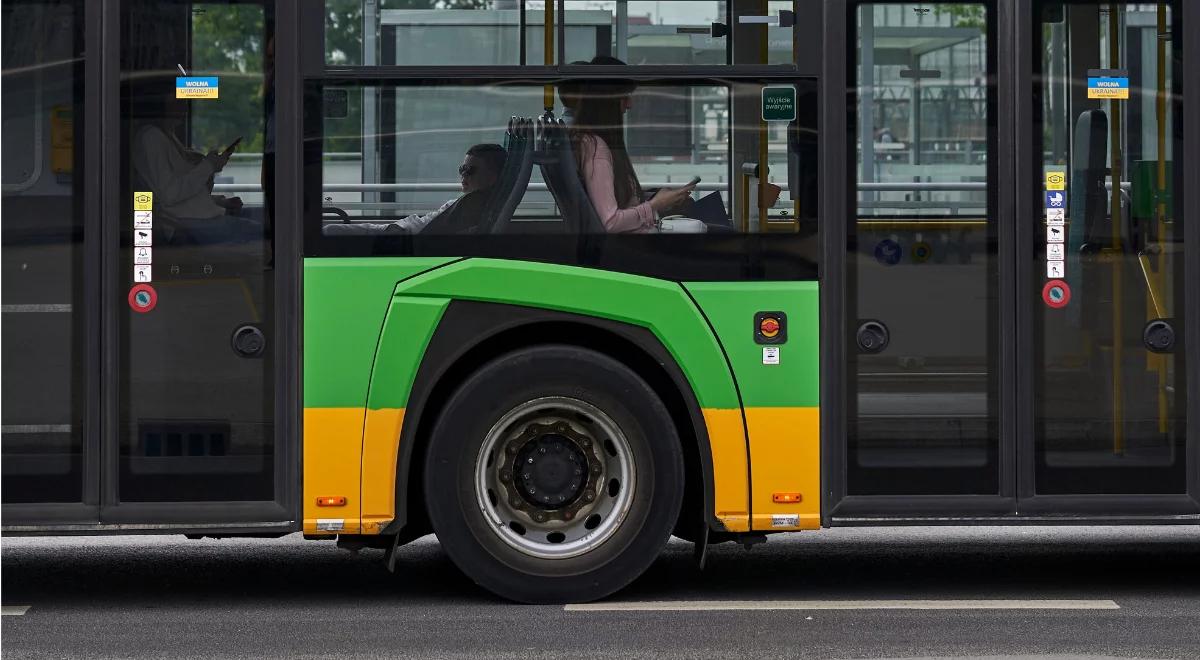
top-left (102, 0), bottom-right (287, 525)
top-left (832, 1), bottom-right (1196, 519)
top-left (1021, 1), bottom-right (1194, 510)
top-left (841, 2), bottom-right (1003, 508)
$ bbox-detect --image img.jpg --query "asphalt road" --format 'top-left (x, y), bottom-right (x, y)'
top-left (2, 526), bottom-right (1198, 659)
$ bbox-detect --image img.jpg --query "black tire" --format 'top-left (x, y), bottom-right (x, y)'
top-left (424, 344), bottom-right (684, 604)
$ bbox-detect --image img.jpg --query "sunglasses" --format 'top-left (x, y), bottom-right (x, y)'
top-left (458, 164), bottom-right (477, 177)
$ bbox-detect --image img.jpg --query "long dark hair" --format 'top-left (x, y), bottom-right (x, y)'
top-left (570, 83), bottom-right (643, 205)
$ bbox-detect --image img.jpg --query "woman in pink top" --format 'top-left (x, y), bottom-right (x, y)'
top-left (568, 74), bottom-right (697, 233)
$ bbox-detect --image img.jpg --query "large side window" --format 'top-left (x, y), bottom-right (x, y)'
top-left (325, 1), bottom-right (802, 68)
top-left (306, 78), bottom-right (819, 280)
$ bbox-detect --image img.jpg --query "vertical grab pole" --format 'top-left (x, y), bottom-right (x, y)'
top-left (757, 0), bottom-right (769, 232)
top-left (1154, 2), bottom-right (1169, 433)
top-left (1108, 3), bottom-right (1125, 455)
top-left (544, 0), bottom-right (555, 115)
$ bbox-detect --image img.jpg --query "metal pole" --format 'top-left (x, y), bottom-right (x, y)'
top-left (1108, 3), bottom-right (1125, 455)
top-left (1155, 2), bottom-right (1169, 433)
top-left (616, 1), bottom-right (628, 61)
top-left (544, 0), bottom-right (554, 113)
top-left (860, 8), bottom-right (875, 186)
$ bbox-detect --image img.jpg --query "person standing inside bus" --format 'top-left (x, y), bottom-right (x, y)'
top-left (568, 59), bottom-right (696, 233)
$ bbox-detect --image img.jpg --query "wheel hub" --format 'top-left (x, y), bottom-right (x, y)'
top-left (513, 434), bottom-right (587, 509)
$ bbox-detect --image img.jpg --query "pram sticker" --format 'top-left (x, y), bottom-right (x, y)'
top-left (176, 77), bottom-right (219, 99)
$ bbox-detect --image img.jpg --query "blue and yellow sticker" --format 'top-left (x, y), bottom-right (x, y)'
top-left (1087, 69), bottom-right (1129, 100)
top-left (176, 77), bottom-right (219, 100)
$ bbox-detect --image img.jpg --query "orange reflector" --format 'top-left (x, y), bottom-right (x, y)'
top-left (772, 492), bottom-right (802, 504)
top-left (316, 496), bottom-right (347, 507)
top-left (760, 317), bottom-right (781, 338)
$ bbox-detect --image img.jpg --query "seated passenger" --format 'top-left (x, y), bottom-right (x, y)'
top-left (325, 143), bottom-right (506, 236)
top-left (568, 60), bottom-right (697, 233)
top-left (132, 98), bottom-right (257, 244)
top-left (397, 143), bottom-right (507, 234)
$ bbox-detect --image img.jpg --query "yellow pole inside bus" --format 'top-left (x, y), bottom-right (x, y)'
top-left (1108, 3), bottom-right (1125, 455)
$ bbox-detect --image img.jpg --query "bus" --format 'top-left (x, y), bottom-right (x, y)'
top-left (1, 0), bottom-right (1194, 604)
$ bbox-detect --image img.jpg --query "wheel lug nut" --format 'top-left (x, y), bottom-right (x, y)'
top-left (499, 471), bottom-right (512, 482)
top-left (533, 512), bottom-right (548, 523)
top-left (507, 445), bottom-right (518, 454)
top-left (583, 491), bottom-right (595, 502)
top-left (591, 465), bottom-right (601, 475)
top-left (510, 497), bottom-right (523, 508)
top-left (563, 511), bottom-right (574, 521)
top-left (580, 438), bottom-right (591, 447)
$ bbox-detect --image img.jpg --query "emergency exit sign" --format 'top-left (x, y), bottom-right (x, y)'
top-left (762, 86), bottom-right (796, 122)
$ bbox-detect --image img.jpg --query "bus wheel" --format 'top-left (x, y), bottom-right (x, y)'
top-left (424, 344), bottom-right (684, 604)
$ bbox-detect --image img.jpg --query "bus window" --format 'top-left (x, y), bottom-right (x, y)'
top-left (326, 1), bottom-right (558, 67)
top-left (326, 1), bottom-right (801, 68)
top-left (1033, 2), bottom-right (1186, 495)
top-left (1, 0), bottom-right (87, 504)
top-left (307, 78), bottom-right (818, 279)
top-left (849, 3), bottom-right (997, 495)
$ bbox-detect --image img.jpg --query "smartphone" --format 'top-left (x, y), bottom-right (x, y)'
top-left (686, 176), bottom-right (701, 187)
top-left (222, 136), bottom-right (243, 155)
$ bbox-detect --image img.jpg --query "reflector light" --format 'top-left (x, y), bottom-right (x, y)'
top-left (772, 492), bottom-right (802, 504)
top-left (316, 496), bottom-right (347, 507)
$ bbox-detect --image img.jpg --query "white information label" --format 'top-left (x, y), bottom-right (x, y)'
top-left (1046, 208), bottom-right (1066, 224)
top-left (134, 265), bottom-right (152, 283)
top-left (763, 346), bottom-right (780, 365)
top-left (1047, 260), bottom-right (1065, 278)
top-left (771, 514), bottom-right (800, 528)
top-left (133, 210), bottom-right (153, 229)
top-left (134, 247), bottom-right (152, 265)
top-left (1047, 244), bottom-right (1065, 260)
top-left (1047, 225), bottom-right (1065, 243)
top-left (133, 229), bottom-right (153, 247)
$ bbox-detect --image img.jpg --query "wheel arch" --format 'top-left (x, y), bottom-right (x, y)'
top-left (380, 301), bottom-right (721, 539)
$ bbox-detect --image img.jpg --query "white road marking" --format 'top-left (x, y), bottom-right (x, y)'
top-left (2, 606), bottom-right (31, 616)
top-left (565, 599), bottom-right (1120, 612)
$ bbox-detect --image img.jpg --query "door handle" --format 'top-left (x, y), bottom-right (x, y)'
top-left (856, 320), bottom-right (890, 354)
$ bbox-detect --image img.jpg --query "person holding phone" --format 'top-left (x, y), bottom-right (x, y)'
top-left (131, 91), bottom-right (260, 245)
top-left (568, 57), bottom-right (698, 233)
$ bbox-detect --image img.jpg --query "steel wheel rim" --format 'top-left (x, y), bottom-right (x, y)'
top-left (474, 396), bottom-right (636, 560)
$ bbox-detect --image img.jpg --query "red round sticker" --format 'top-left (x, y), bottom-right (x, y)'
top-left (128, 283), bottom-right (158, 313)
top-left (1042, 279), bottom-right (1071, 309)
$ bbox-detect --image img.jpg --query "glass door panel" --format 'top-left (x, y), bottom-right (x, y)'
top-left (115, 0), bottom-right (276, 505)
top-left (1, 0), bottom-right (89, 506)
top-left (1032, 1), bottom-right (1186, 495)
top-left (849, 2), bottom-right (997, 495)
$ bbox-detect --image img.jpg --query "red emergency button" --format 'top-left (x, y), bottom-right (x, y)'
top-left (760, 317), bottom-right (781, 338)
